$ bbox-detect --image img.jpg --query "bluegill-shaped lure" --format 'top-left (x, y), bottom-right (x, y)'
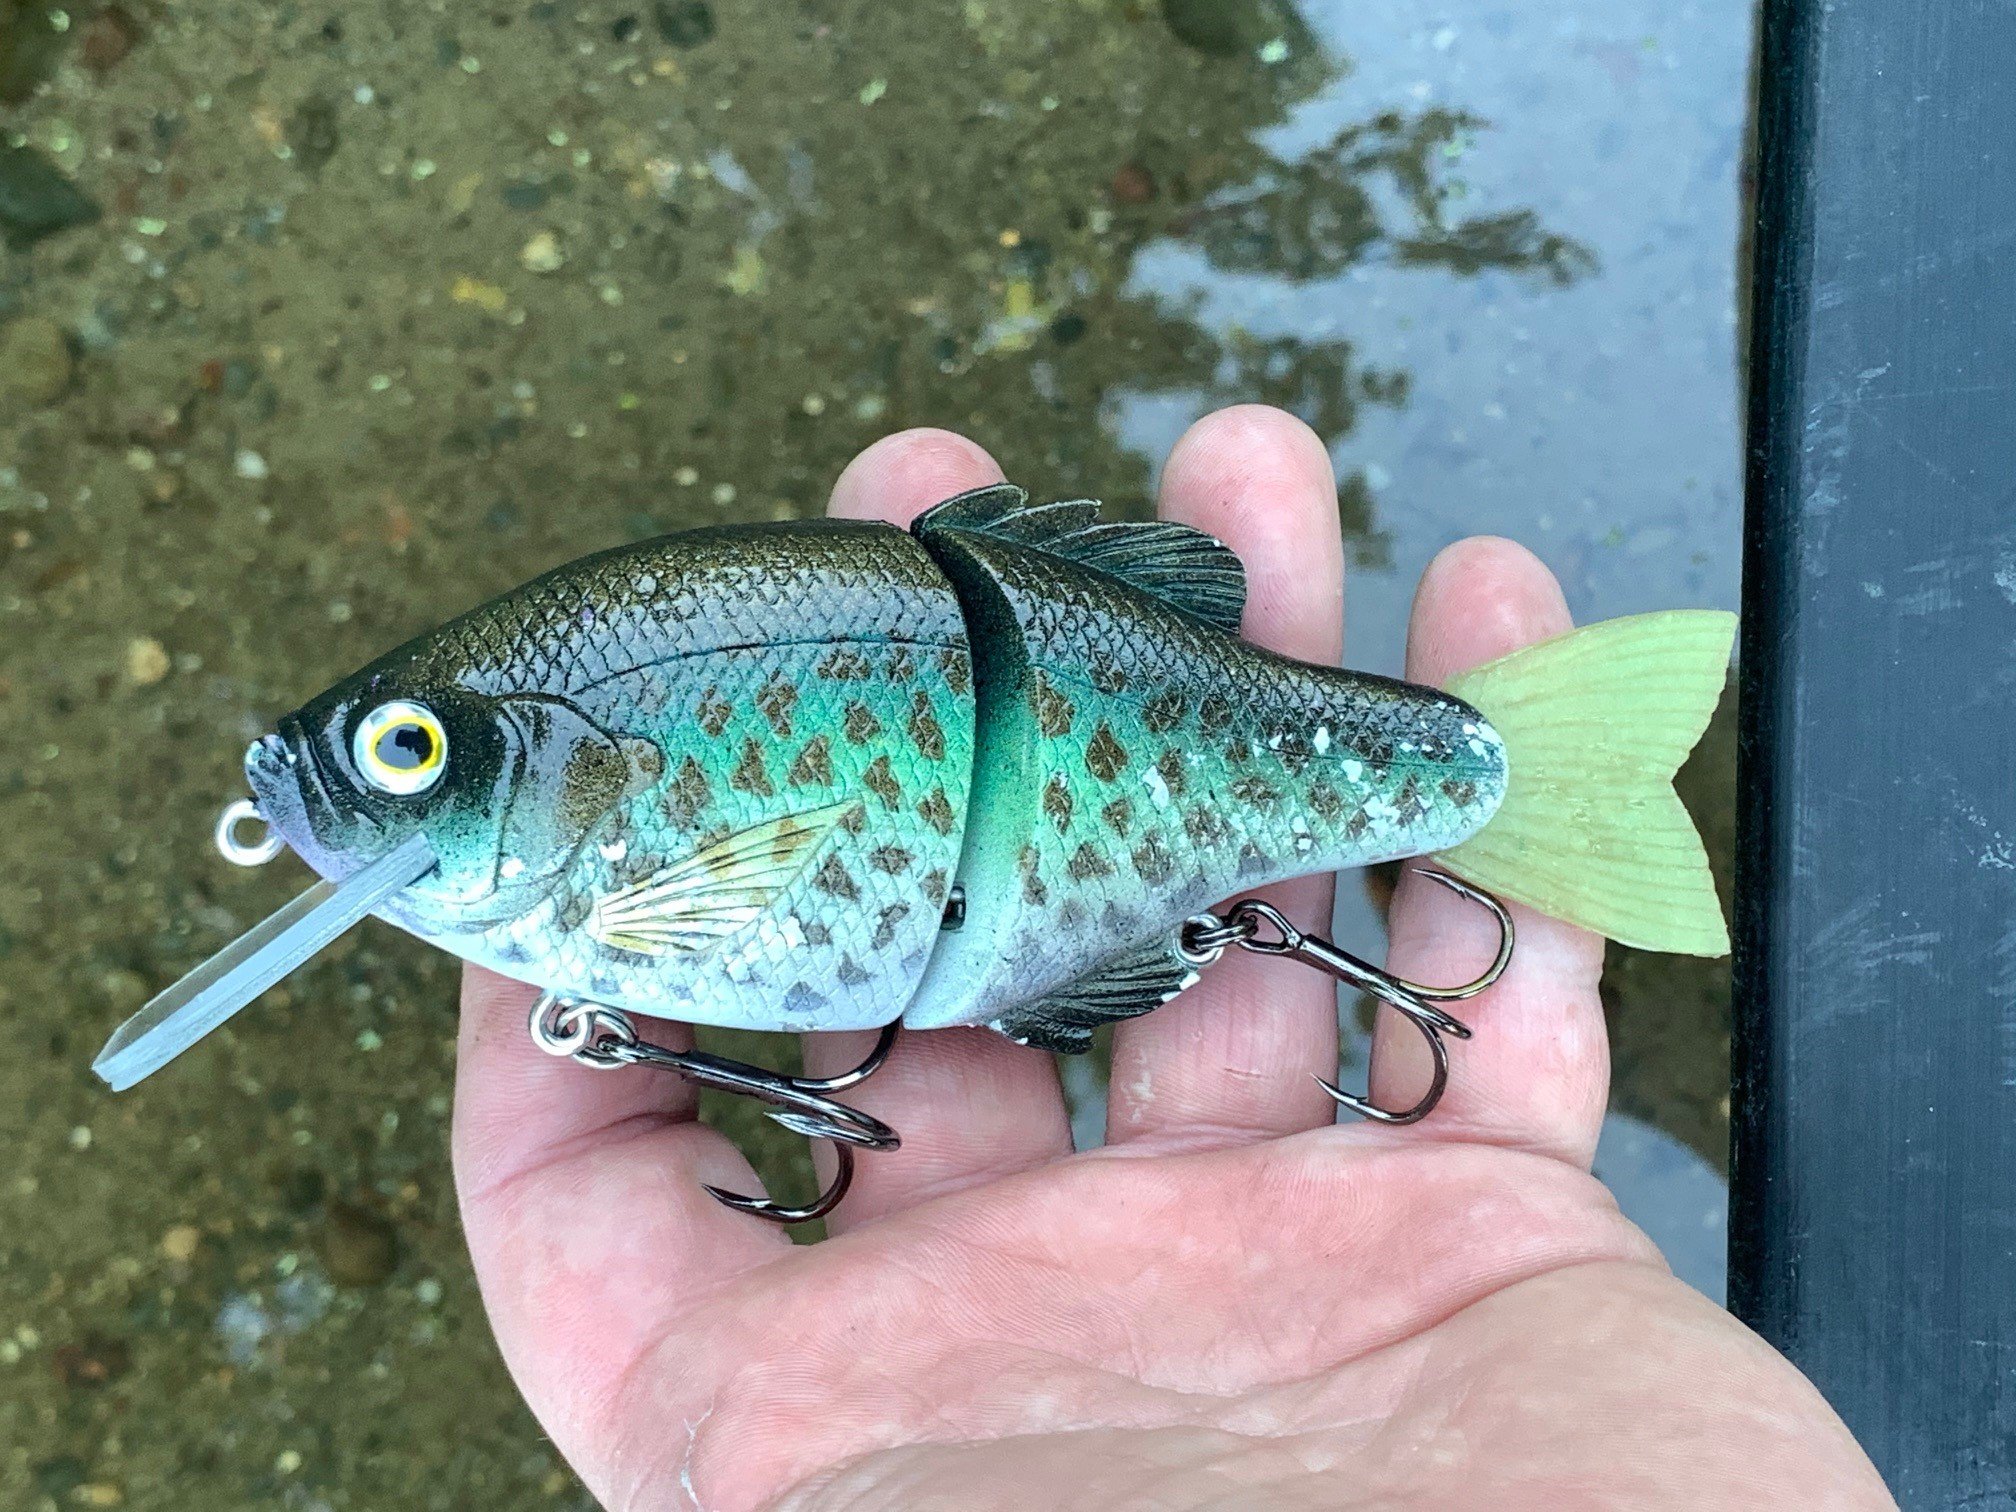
top-left (97, 485), bottom-right (1733, 1215)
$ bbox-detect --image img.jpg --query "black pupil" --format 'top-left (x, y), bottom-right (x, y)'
top-left (378, 723), bottom-right (436, 771)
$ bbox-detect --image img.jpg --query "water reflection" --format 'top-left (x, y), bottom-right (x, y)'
top-left (0, 0), bottom-right (1743, 1504)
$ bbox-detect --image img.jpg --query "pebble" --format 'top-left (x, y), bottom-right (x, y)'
top-left (0, 144), bottom-right (100, 249)
top-left (1109, 161), bottom-right (1158, 205)
top-left (320, 1201), bottom-right (399, 1287)
top-left (1159, 0), bottom-right (1275, 57)
top-left (450, 275), bottom-right (509, 312)
top-left (100, 967), bottom-right (148, 1011)
top-left (520, 229), bottom-right (565, 272)
top-left (652, 0), bottom-right (715, 48)
top-left (160, 1225), bottom-right (202, 1263)
top-left (51, 1331), bottom-right (130, 1389)
top-left (233, 449), bottom-right (269, 480)
top-left (78, 6), bottom-right (143, 74)
top-left (124, 636), bottom-right (170, 686)
top-left (0, 317), bottom-right (73, 407)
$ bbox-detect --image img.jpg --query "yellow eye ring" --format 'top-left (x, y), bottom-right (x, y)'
top-left (352, 700), bottom-right (448, 796)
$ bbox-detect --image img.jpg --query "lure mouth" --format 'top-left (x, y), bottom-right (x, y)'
top-left (244, 724), bottom-right (348, 879)
top-left (90, 820), bottom-right (437, 1092)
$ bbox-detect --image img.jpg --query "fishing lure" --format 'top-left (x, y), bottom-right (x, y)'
top-left (96, 485), bottom-right (1733, 1219)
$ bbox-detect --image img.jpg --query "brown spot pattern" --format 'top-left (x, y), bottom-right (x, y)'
top-left (625, 738), bottom-right (665, 783)
top-left (917, 786), bottom-right (956, 836)
top-left (812, 854), bottom-right (858, 900)
top-left (1229, 775), bottom-right (1279, 806)
top-left (886, 647), bottom-right (917, 680)
top-left (1067, 842), bottom-right (1114, 880)
top-left (1441, 778), bottom-right (1478, 807)
top-left (787, 735), bottom-right (833, 788)
top-left (666, 756), bottom-right (712, 827)
top-left (1102, 797), bottom-right (1134, 835)
top-left (1198, 694), bottom-right (1233, 733)
top-left (908, 693), bottom-right (946, 761)
top-left (1131, 830), bottom-right (1174, 884)
top-left (843, 702), bottom-right (883, 744)
top-left (817, 647), bottom-right (874, 681)
top-left (1142, 690), bottom-right (1186, 734)
top-left (729, 737), bottom-right (773, 798)
top-left (1184, 806), bottom-right (1229, 848)
top-left (1085, 722), bottom-right (1128, 782)
top-left (869, 844), bottom-right (913, 874)
top-left (697, 687), bottom-right (733, 738)
top-left (1155, 748), bottom-right (1187, 799)
top-left (921, 867), bottom-right (948, 904)
top-left (1042, 773), bottom-right (1074, 835)
top-left (939, 648), bottom-right (971, 695)
top-left (1031, 671), bottom-right (1075, 738)
top-left (756, 676), bottom-right (798, 738)
top-left (1273, 730), bottom-right (1313, 775)
top-left (862, 756), bottom-right (902, 809)
top-left (1307, 781), bottom-right (1343, 822)
top-left (871, 903), bottom-right (911, 950)
top-left (1089, 653), bottom-right (1129, 694)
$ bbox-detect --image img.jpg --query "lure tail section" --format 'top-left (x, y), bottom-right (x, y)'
top-left (1437, 610), bottom-right (1736, 957)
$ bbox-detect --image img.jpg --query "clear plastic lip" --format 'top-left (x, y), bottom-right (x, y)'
top-left (92, 832), bottom-right (437, 1092)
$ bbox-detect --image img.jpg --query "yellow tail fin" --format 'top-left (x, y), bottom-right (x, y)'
top-left (1438, 610), bottom-right (1735, 957)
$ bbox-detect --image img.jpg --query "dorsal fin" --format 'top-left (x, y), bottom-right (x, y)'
top-left (915, 484), bottom-right (1247, 634)
top-left (984, 935), bottom-right (1201, 1054)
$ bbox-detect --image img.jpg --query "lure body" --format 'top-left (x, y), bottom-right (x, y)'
top-left (243, 484), bottom-right (1725, 1054)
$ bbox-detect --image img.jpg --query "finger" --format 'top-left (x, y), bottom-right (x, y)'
top-left (805, 428), bottom-right (1075, 1231)
top-left (1368, 536), bottom-right (1610, 1166)
top-left (452, 968), bottom-right (790, 1461)
top-left (1107, 405), bottom-right (1346, 1148)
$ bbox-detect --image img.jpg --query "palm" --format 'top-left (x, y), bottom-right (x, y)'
top-left (452, 413), bottom-right (1889, 1511)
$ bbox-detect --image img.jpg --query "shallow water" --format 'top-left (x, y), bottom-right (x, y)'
top-left (1, 1), bottom-right (1747, 1504)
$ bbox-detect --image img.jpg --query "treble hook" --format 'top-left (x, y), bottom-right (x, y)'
top-left (529, 994), bottom-right (901, 1223)
top-left (1180, 870), bottom-right (1514, 1126)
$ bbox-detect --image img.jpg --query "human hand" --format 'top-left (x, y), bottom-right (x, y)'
top-left (452, 408), bottom-right (1892, 1510)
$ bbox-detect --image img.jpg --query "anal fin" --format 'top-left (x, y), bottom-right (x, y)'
top-left (986, 935), bottom-right (1200, 1054)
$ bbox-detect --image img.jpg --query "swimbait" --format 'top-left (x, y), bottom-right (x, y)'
top-left (96, 484), bottom-right (1733, 1213)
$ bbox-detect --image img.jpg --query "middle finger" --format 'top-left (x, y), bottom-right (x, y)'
top-left (1107, 405), bottom-right (1347, 1149)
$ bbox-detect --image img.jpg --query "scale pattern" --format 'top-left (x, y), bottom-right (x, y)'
top-left (363, 522), bottom-right (973, 1031)
top-left (267, 513), bottom-right (1502, 1041)
top-left (900, 529), bottom-right (1506, 1030)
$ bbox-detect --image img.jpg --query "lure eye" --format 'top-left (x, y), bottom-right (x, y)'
top-left (352, 701), bottom-right (448, 796)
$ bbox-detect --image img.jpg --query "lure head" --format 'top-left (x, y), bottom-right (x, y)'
top-left (246, 645), bottom-right (644, 936)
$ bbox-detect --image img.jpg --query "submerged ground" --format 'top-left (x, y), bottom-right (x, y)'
top-left (0, 1), bottom-right (1746, 1506)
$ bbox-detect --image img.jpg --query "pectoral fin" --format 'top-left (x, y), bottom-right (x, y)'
top-left (589, 803), bottom-right (852, 956)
